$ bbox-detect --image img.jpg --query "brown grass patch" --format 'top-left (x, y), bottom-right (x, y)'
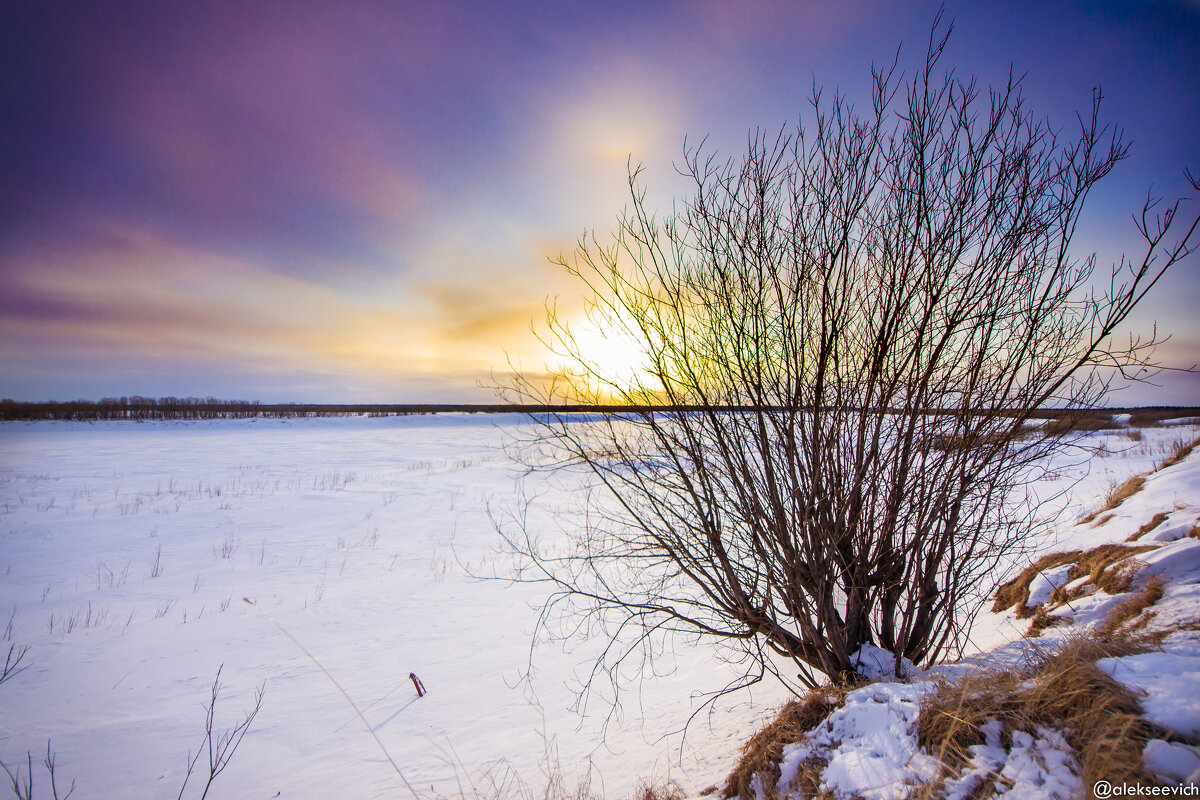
top-left (1191, 524), bottom-right (1200, 540)
top-left (1097, 576), bottom-right (1165, 639)
top-left (1042, 412), bottom-right (1121, 436)
top-left (995, 544), bottom-right (1158, 629)
top-left (1157, 436), bottom-right (1200, 471)
top-left (930, 431), bottom-right (1019, 453)
top-left (632, 780), bottom-right (686, 800)
top-left (1127, 409), bottom-right (1200, 428)
top-left (918, 636), bottom-right (1166, 795)
top-left (1078, 474), bottom-right (1148, 524)
top-left (1126, 513), bottom-right (1169, 542)
top-left (1066, 543), bottom-right (1156, 593)
top-left (992, 551), bottom-right (1082, 616)
top-left (723, 688), bottom-right (847, 800)
top-left (1025, 606), bottom-right (1070, 638)
top-left (1105, 474), bottom-right (1146, 507)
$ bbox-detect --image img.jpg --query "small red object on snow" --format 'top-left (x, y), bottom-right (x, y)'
top-left (409, 672), bottom-right (426, 697)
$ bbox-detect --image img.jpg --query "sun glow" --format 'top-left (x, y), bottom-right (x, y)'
top-left (558, 310), bottom-right (663, 401)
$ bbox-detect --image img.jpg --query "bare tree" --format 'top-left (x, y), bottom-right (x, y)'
top-left (498, 19), bottom-right (1199, 701)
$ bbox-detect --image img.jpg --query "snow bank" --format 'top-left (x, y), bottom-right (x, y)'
top-left (1098, 633), bottom-right (1200, 739)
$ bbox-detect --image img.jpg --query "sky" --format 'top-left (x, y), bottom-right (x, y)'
top-left (1, 0), bottom-right (1198, 404)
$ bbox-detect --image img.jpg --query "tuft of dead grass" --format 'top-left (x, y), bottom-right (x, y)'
top-left (1066, 543), bottom-right (1157, 595)
top-left (1097, 576), bottom-right (1165, 639)
top-left (1104, 474), bottom-right (1147, 508)
top-left (1078, 474), bottom-right (1147, 524)
top-left (1025, 605), bottom-right (1070, 638)
top-left (992, 551), bottom-right (1082, 616)
top-left (996, 544), bottom-right (1159, 637)
top-left (1157, 436), bottom-right (1200, 471)
top-left (1126, 512), bottom-right (1168, 542)
top-left (723, 688), bottom-right (847, 800)
top-left (918, 634), bottom-right (1167, 794)
top-left (632, 779), bottom-right (686, 800)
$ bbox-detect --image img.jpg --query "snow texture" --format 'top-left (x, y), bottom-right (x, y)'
top-left (942, 719), bottom-right (1081, 800)
top-left (1142, 739), bottom-right (1200, 787)
top-left (776, 682), bottom-right (939, 800)
top-left (850, 644), bottom-right (919, 681)
top-left (1098, 634), bottom-right (1200, 738)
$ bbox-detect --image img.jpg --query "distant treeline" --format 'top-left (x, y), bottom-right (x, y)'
top-left (0, 397), bottom-right (678, 421)
top-left (1, 397), bottom-right (1196, 423)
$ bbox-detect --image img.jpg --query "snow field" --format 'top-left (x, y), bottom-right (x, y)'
top-left (2, 415), bottom-right (1197, 799)
top-left (0, 416), bottom-right (788, 798)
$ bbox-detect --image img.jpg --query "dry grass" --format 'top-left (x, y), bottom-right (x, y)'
top-left (1078, 474), bottom-right (1147, 525)
top-left (1157, 435), bottom-right (1200, 471)
top-left (1066, 543), bottom-right (1157, 595)
top-left (930, 431), bottom-right (1019, 453)
top-left (1128, 409), bottom-right (1200, 428)
top-left (917, 634), bottom-right (1167, 796)
top-left (1024, 605), bottom-right (1070, 638)
top-left (1126, 512), bottom-right (1169, 542)
top-left (1191, 524), bottom-right (1200, 540)
top-left (723, 688), bottom-right (847, 800)
top-left (995, 544), bottom-right (1159, 634)
top-left (1099, 474), bottom-right (1147, 506)
top-left (992, 551), bottom-right (1082, 616)
top-left (1097, 576), bottom-right (1166, 639)
top-left (632, 780), bottom-right (686, 800)
top-left (1042, 412), bottom-right (1121, 436)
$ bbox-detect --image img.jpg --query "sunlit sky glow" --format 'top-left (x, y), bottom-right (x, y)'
top-left (2, 1), bottom-right (1198, 404)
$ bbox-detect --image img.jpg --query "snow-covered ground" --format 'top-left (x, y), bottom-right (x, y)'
top-left (1, 414), bottom-right (1197, 798)
top-left (0, 415), bottom-right (788, 799)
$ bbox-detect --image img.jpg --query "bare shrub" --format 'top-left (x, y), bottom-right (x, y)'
top-left (498, 15), bottom-right (1200, 702)
top-left (176, 665), bottom-right (265, 800)
top-left (0, 645), bottom-right (29, 686)
top-left (0, 741), bottom-right (75, 800)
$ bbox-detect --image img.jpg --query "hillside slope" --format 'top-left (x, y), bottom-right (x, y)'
top-left (722, 432), bottom-right (1200, 800)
